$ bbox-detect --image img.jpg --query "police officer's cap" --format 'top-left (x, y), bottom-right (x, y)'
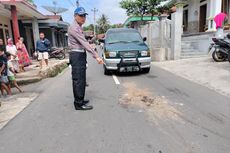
top-left (74, 7), bottom-right (88, 15)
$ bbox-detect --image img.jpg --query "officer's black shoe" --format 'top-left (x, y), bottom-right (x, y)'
top-left (74, 100), bottom-right (90, 105)
top-left (74, 103), bottom-right (93, 110)
top-left (83, 100), bottom-right (90, 104)
top-left (86, 83), bottom-right (89, 87)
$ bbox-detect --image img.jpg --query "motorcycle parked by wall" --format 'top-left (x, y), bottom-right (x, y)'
top-left (48, 47), bottom-right (66, 60)
top-left (209, 34), bottom-right (230, 62)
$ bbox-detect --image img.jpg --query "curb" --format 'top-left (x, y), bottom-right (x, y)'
top-left (16, 60), bottom-right (69, 86)
top-left (39, 60), bottom-right (69, 78)
top-left (17, 76), bottom-right (43, 86)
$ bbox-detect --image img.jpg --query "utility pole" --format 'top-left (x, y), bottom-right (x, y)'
top-left (76, 0), bottom-right (79, 7)
top-left (91, 8), bottom-right (98, 37)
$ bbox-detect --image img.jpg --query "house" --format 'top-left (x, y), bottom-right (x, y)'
top-left (0, 0), bottom-right (69, 56)
top-left (22, 15), bottom-right (69, 52)
top-left (182, 0), bottom-right (224, 33)
top-left (179, 0), bottom-right (229, 58)
top-left (0, 0), bottom-right (44, 51)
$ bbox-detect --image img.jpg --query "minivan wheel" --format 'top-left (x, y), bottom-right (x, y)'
top-left (142, 68), bottom-right (150, 73)
top-left (104, 66), bottom-right (111, 75)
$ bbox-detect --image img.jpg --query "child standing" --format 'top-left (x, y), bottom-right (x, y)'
top-left (0, 50), bottom-right (11, 95)
top-left (6, 53), bottom-right (22, 93)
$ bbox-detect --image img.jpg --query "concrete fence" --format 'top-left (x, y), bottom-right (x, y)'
top-left (137, 17), bottom-right (172, 61)
top-left (135, 3), bottom-right (185, 61)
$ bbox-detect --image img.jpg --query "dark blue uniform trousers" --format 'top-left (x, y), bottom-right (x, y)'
top-left (69, 51), bottom-right (86, 105)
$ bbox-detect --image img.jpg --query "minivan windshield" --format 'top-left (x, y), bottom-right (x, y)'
top-left (106, 31), bottom-right (143, 44)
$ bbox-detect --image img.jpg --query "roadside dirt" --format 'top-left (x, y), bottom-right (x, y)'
top-left (119, 82), bottom-right (181, 123)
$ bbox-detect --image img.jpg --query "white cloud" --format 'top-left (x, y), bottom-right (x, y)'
top-left (96, 0), bottom-right (127, 24)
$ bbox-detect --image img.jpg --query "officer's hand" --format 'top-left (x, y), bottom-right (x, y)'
top-left (96, 57), bottom-right (104, 64)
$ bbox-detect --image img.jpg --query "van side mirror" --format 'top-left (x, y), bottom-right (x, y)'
top-left (143, 37), bottom-right (147, 42)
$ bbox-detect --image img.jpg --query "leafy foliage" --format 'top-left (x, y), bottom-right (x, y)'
top-left (83, 24), bottom-right (94, 31)
top-left (27, 0), bottom-right (34, 3)
top-left (97, 14), bottom-right (110, 34)
top-left (120, 0), bottom-right (176, 16)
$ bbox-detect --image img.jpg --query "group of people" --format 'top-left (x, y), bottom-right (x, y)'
top-left (0, 37), bottom-right (31, 96)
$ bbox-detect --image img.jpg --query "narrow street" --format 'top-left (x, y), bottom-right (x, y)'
top-left (0, 54), bottom-right (230, 153)
top-left (1, 0), bottom-right (230, 152)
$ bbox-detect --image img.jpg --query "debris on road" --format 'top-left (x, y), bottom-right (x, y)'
top-left (119, 82), bottom-right (182, 123)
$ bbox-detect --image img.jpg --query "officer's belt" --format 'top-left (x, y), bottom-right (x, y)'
top-left (71, 49), bottom-right (85, 53)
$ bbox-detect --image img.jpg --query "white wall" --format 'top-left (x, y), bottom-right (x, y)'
top-left (187, 0), bottom-right (199, 22)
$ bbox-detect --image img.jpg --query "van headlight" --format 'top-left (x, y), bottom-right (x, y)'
top-left (109, 52), bottom-right (117, 57)
top-left (141, 50), bottom-right (150, 57)
top-left (105, 51), bottom-right (117, 58)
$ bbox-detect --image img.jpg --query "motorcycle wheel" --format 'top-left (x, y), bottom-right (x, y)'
top-left (212, 51), bottom-right (227, 62)
top-left (56, 52), bottom-right (65, 60)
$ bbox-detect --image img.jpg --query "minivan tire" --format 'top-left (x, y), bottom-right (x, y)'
top-left (104, 67), bottom-right (111, 75)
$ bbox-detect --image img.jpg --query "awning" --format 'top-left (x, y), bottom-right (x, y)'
top-left (0, 0), bottom-right (45, 19)
top-left (38, 20), bottom-right (69, 28)
top-left (22, 20), bottom-right (70, 31)
top-left (124, 16), bottom-right (159, 27)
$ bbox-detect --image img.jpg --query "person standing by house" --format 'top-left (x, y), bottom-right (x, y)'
top-left (0, 49), bottom-right (11, 96)
top-left (6, 38), bottom-right (19, 73)
top-left (214, 13), bottom-right (228, 38)
top-left (16, 37), bottom-right (31, 72)
top-left (68, 7), bottom-right (104, 111)
top-left (36, 33), bottom-right (50, 69)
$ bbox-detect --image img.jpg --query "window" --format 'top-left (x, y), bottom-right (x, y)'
top-left (0, 28), bottom-right (5, 45)
top-left (5, 29), bottom-right (9, 40)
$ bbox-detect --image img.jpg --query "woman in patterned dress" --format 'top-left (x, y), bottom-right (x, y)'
top-left (16, 37), bottom-right (31, 72)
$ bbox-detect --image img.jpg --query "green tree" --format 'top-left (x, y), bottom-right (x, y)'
top-left (27, 0), bottom-right (34, 3)
top-left (157, 0), bottom-right (177, 14)
top-left (83, 24), bottom-right (94, 31)
top-left (120, 0), bottom-right (142, 16)
top-left (110, 24), bottom-right (123, 29)
top-left (97, 14), bottom-right (110, 34)
top-left (120, 0), bottom-right (169, 16)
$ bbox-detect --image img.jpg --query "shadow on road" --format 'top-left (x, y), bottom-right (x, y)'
top-left (112, 71), bottom-right (145, 77)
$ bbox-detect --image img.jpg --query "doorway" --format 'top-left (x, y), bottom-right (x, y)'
top-left (0, 28), bottom-right (5, 45)
top-left (199, 4), bottom-right (207, 32)
top-left (183, 9), bottom-right (188, 31)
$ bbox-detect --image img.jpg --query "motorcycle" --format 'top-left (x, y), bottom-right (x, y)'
top-left (209, 34), bottom-right (230, 62)
top-left (47, 47), bottom-right (66, 60)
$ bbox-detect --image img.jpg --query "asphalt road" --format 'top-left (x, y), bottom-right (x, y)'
top-left (0, 56), bottom-right (230, 153)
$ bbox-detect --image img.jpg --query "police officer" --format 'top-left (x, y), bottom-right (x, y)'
top-left (68, 7), bottom-right (104, 110)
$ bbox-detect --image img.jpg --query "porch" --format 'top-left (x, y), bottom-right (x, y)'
top-left (0, 0), bottom-right (45, 56)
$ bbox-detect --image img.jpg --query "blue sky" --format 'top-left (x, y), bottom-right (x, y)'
top-left (33, 0), bottom-right (127, 25)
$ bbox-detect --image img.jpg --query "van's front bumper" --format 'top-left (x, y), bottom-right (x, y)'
top-left (104, 57), bottom-right (151, 70)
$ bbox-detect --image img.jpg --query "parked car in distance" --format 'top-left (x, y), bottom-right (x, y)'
top-left (100, 28), bottom-right (151, 75)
